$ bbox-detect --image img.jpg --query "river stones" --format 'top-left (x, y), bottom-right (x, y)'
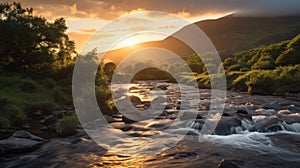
top-left (12, 130), bottom-right (43, 141)
top-left (249, 116), bottom-right (283, 132)
top-left (215, 117), bottom-right (242, 135)
top-left (0, 131), bottom-right (43, 154)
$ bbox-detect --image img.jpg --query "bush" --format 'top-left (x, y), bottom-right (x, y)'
top-left (232, 65), bottom-right (300, 95)
top-left (52, 86), bottom-right (70, 104)
top-left (24, 101), bottom-right (56, 115)
top-left (0, 97), bottom-right (25, 128)
top-left (42, 78), bottom-right (56, 89)
top-left (57, 115), bottom-right (78, 136)
top-left (19, 79), bottom-right (37, 93)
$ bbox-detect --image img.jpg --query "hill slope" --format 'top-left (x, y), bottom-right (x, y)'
top-left (103, 15), bottom-right (300, 63)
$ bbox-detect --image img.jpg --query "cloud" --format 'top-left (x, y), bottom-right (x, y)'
top-left (4, 0), bottom-right (300, 20)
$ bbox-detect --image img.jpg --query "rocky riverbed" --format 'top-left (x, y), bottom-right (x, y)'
top-left (1, 81), bottom-right (300, 168)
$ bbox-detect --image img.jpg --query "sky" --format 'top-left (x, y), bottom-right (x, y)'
top-left (4, 0), bottom-right (300, 53)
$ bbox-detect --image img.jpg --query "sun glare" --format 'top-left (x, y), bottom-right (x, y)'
top-left (123, 38), bottom-right (139, 47)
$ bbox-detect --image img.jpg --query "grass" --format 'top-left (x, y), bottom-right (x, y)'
top-left (0, 75), bottom-right (71, 128)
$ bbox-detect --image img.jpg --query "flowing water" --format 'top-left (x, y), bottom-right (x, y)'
top-left (1, 81), bottom-right (300, 168)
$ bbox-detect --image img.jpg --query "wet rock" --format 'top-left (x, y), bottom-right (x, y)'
top-left (104, 115), bottom-right (118, 123)
top-left (157, 84), bottom-right (169, 90)
top-left (122, 116), bottom-right (136, 124)
top-left (254, 108), bottom-right (276, 116)
top-left (180, 111), bottom-right (203, 120)
top-left (249, 116), bottom-right (283, 132)
top-left (0, 137), bottom-right (43, 154)
top-left (129, 96), bottom-right (142, 106)
top-left (40, 115), bottom-right (57, 126)
top-left (236, 109), bottom-right (252, 121)
top-left (218, 159), bottom-right (240, 168)
top-left (0, 131), bottom-right (43, 154)
top-left (12, 130), bottom-right (43, 141)
top-left (278, 114), bottom-right (300, 124)
top-left (222, 113), bottom-right (231, 117)
top-left (277, 109), bottom-right (292, 115)
top-left (214, 117), bottom-right (242, 135)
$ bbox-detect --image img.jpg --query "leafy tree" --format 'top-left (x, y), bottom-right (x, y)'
top-left (186, 54), bottom-right (204, 73)
top-left (103, 62), bottom-right (116, 77)
top-left (0, 2), bottom-right (76, 75)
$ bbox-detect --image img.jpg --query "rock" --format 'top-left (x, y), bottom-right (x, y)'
top-left (53, 110), bottom-right (68, 119)
top-left (122, 116), bottom-right (136, 124)
top-left (222, 113), bottom-right (231, 117)
top-left (278, 114), bottom-right (300, 124)
top-left (249, 116), bottom-right (283, 132)
top-left (104, 115), bottom-right (118, 123)
top-left (157, 84), bottom-right (169, 90)
top-left (40, 115), bottom-right (57, 126)
top-left (218, 159), bottom-right (240, 168)
top-left (23, 124), bottom-right (30, 130)
top-left (236, 109), bottom-right (252, 121)
top-left (198, 83), bottom-right (210, 89)
top-left (129, 86), bottom-right (139, 91)
top-left (214, 117), bottom-right (242, 135)
top-left (180, 111), bottom-right (203, 120)
top-left (129, 96), bottom-right (142, 106)
top-left (0, 137), bottom-right (43, 154)
top-left (12, 130), bottom-right (43, 141)
top-left (277, 109), bottom-right (292, 115)
top-left (254, 108), bottom-right (276, 116)
top-left (32, 110), bottom-right (42, 116)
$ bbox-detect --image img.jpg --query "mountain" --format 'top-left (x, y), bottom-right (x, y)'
top-left (103, 15), bottom-right (300, 63)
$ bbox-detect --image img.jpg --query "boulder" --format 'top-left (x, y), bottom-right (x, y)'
top-left (129, 96), bottom-right (142, 106)
top-left (12, 130), bottom-right (43, 141)
top-left (249, 116), bottom-right (283, 132)
top-left (214, 117), bottom-right (242, 135)
top-left (0, 131), bottom-right (43, 154)
top-left (236, 109), bottom-right (252, 121)
top-left (0, 137), bottom-right (43, 153)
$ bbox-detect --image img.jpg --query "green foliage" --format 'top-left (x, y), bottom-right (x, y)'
top-left (57, 115), bottom-right (78, 136)
top-left (103, 62), bottom-right (116, 77)
top-left (232, 65), bottom-right (300, 94)
top-left (52, 86), bottom-right (70, 104)
top-left (0, 2), bottom-right (76, 76)
top-left (252, 55), bottom-right (275, 70)
top-left (0, 97), bottom-right (25, 128)
top-left (19, 79), bottom-right (37, 93)
top-left (186, 54), bottom-right (204, 73)
top-left (132, 67), bottom-right (173, 81)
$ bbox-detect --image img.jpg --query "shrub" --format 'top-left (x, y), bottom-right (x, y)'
top-left (42, 78), bottom-right (56, 89)
top-left (52, 86), bottom-right (70, 104)
top-left (0, 97), bottom-right (25, 128)
top-left (57, 115), bottom-right (78, 136)
top-left (19, 79), bottom-right (37, 93)
top-left (24, 101), bottom-right (56, 115)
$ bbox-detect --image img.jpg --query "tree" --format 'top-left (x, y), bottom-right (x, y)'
top-left (103, 62), bottom-right (116, 77)
top-left (0, 2), bottom-right (76, 75)
top-left (186, 54), bottom-right (204, 73)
